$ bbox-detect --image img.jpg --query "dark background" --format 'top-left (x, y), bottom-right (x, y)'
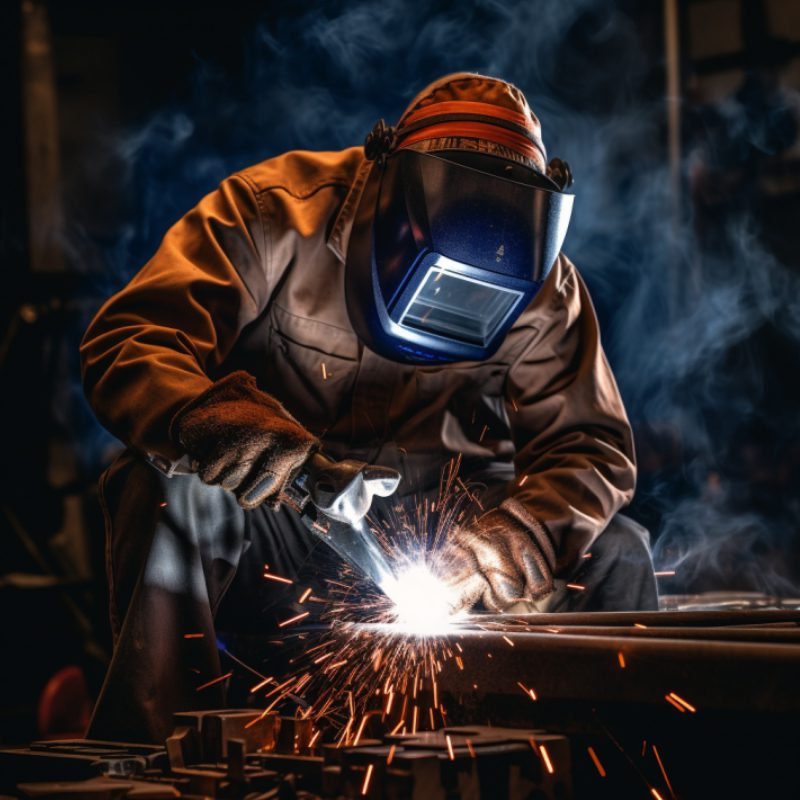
top-left (1, 0), bottom-right (799, 741)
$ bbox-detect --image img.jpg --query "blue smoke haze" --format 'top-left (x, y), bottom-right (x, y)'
top-left (66, 0), bottom-right (800, 595)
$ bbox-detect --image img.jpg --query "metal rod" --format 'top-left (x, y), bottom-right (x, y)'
top-left (477, 624), bottom-right (800, 643)
top-left (433, 626), bottom-right (800, 713)
top-left (476, 609), bottom-right (800, 627)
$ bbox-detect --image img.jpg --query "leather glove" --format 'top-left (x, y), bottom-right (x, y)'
top-left (444, 509), bottom-right (554, 613)
top-left (171, 371), bottom-right (318, 510)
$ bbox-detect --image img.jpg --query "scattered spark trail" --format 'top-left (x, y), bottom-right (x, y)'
top-left (249, 676), bottom-right (273, 693)
top-left (665, 694), bottom-right (686, 712)
top-left (263, 571), bottom-right (293, 585)
top-left (539, 744), bottom-right (555, 774)
top-left (652, 744), bottom-right (676, 798)
top-left (360, 763), bottom-right (373, 795)
top-left (278, 611), bottom-right (310, 628)
top-left (249, 458), bottom-right (477, 739)
top-left (298, 587), bottom-right (313, 603)
top-left (195, 671), bottom-right (232, 692)
top-left (353, 713), bottom-right (369, 745)
top-left (667, 692), bottom-right (696, 713)
top-left (587, 746), bottom-right (607, 777)
top-left (517, 681), bottom-right (537, 701)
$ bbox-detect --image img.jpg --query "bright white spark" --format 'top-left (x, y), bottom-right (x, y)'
top-left (380, 564), bottom-right (459, 635)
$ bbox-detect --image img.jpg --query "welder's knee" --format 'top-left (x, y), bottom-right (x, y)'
top-left (592, 513), bottom-right (652, 563)
top-left (582, 513), bottom-right (659, 611)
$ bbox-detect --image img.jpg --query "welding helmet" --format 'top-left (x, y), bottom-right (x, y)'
top-left (345, 73), bottom-right (574, 364)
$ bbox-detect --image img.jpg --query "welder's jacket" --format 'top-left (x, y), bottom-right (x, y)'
top-left (81, 148), bottom-right (636, 577)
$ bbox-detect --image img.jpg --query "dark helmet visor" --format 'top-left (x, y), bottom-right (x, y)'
top-left (346, 148), bottom-right (573, 364)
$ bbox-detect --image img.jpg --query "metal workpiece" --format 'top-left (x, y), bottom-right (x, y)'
top-left (429, 610), bottom-right (800, 715)
top-left (170, 708), bottom-right (280, 761)
top-left (476, 624), bottom-right (800, 642)
top-left (477, 607), bottom-right (800, 627)
top-left (0, 713), bottom-right (570, 799)
top-left (333, 726), bottom-right (571, 800)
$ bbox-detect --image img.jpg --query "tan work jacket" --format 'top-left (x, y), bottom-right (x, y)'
top-left (81, 147), bottom-right (636, 578)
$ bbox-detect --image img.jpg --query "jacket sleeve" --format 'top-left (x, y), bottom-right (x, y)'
top-left (80, 174), bottom-right (268, 467)
top-left (500, 255), bottom-right (636, 578)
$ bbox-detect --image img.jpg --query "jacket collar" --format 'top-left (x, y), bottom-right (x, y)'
top-left (326, 154), bottom-right (372, 263)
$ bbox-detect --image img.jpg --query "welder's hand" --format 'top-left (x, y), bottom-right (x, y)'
top-left (444, 510), bottom-right (554, 613)
top-left (172, 371), bottom-right (318, 510)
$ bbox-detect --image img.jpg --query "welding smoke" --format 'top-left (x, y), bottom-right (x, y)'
top-left (64, 0), bottom-right (800, 594)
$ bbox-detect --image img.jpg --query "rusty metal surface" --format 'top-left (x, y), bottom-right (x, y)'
top-left (477, 607), bottom-right (800, 626)
top-left (477, 624), bottom-right (800, 641)
top-left (0, 713), bottom-right (570, 799)
top-left (425, 609), bottom-right (800, 714)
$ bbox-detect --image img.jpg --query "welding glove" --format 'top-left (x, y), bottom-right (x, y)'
top-left (445, 509), bottom-right (554, 613)
top-left (172, 370), bottom-right (318, 510)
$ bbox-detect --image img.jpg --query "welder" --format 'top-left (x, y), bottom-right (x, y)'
top-left (81, 73), bottom-right (657, 743)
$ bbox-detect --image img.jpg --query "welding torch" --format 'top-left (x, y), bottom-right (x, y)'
top-left (282, 452), bottom-right (401, 591)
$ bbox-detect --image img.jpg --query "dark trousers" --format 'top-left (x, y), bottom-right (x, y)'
top-left (88, 451), bottom-right (657, 743)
